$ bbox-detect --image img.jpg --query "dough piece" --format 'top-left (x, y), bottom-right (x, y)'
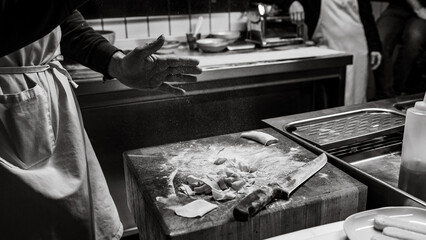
top-left (175, 199), bottom-right (218, 218)
top-left (187, 175), bottom-right (202, 186)
top-left (179, 184), bottom-right (195, 196)
top-left (224, 177), bottom-right (237, 187)
top-left (374, 215), bottom-right (426, 234)
top-left (238, 162), bottom-right (249, 172)
top-left (217, 177), bottom-right (228, 190)
top-left (383, 227), bottom-right (426, 240)
top-left (212, 189), bottom-right (236, 201)
top-left (168, 169), bottom-right (178, 196)
top-left (371, 233), bottom-right (399, 240)
top-left (231, 180), bottom-right (245, 191)
top-left (214, 158), bottom-right (228, 165)
top-left (194, 184), bottom-right (211, 194)
top-left (240, 131), bottom-right (279, 146)
top-left (200, 178), bottom-right (221, 191)
top-left (224, 168), bottom-right (240, 178)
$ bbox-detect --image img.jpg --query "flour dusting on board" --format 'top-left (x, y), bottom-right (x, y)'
top-left (167, 144), bottom-right (304, 176)
top-left (155, 140), bottom-right (310, 198)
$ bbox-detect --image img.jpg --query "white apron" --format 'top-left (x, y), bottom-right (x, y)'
top-left (312, 0), bottom-right (369, 105)
top-left (0, 27), bottom-right (122, 240)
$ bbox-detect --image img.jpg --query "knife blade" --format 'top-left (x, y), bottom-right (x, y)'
top-left (233, 153), bottom-right (327, 221)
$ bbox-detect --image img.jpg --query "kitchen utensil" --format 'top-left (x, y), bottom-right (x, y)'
top-left (194, 16), bottom-right (203, 36)
top-left (186, 17), bottom-right (203, 50)
top-left (246, 3), bottom-right (304, 47)
top-left (233, 153), bottom-right (327, 221)
top-left (196, 38), bottom-right (228, 53)
top-left (343, 206), bottom-right (426, 240)
top-left (186, 33), bottom-right (201, 50)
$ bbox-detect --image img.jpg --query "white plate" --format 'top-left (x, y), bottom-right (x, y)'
top-left (343, 206), bottom-right (426, 240)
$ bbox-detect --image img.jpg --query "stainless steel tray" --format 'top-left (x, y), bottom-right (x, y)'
top-left (284, 108), bottom-right (405, 150)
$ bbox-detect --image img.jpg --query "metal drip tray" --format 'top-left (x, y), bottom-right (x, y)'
top-left (285, 108), bottom-right (406, 189)
top-left (349, 149), bottom-right (402, 188)
top-left (327, 131), bottom-right (403, 188)
top-left (284, 108), bottom-right (406, 150)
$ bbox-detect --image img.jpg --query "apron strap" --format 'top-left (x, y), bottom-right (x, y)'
top-left (0, 65), bottom-right (50, 74)
top-left (0, 56), bottom-right (79, 89)
top-left (48, 60), bottom-right (79, 88)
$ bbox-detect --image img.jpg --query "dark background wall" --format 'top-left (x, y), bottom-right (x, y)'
top-left (79, 0), bottom-right (251, 19)
top-left (78, 0), bottom-right (389, 19)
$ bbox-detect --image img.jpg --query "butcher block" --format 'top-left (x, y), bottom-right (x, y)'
top-left (124, 128), bottom-right (367, 240)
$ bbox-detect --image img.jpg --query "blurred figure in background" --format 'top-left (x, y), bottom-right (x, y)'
top-left (374, 0), bottom-right (426, 99)
top-left (287, 0), bottom-right (382, 105)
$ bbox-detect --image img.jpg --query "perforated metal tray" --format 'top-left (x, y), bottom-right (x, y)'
top-left (284, 108), bottom-right (406, 150)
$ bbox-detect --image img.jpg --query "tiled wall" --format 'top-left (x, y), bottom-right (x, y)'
top-left (80, 0), bottom-right (250, 18)
top-left (80, 0), bottom-right (249, 41)
top-left (80, 1), bottom-right (389, 43)
top-left (86, 12), bottom-right (247, 41)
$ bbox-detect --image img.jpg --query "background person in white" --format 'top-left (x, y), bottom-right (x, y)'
top-left (288, 0), bottom-right (382, 105)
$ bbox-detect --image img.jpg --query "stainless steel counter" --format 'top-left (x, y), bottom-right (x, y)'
top-left (263, 93), bottom-right (426, 209)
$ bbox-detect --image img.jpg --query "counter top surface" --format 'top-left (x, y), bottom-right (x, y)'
top-left (124, 128), bottom-right (367, 240)
top-left (266, 221), bottom-right (346, 240)
top-left (73, 45), bottom-right (351, 96)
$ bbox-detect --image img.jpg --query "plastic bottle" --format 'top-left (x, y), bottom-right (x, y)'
top-left (398, 93), bottom-right (426, 201)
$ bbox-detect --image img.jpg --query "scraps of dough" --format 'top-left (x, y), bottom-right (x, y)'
top-left (155, 139), bottom-right (307, 218)
top-left (174, 199), bottom-right (218, 218)
top-left (165, 143), bottom-right (305, 198)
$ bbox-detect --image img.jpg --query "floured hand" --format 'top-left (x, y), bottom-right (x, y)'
top-left (108, 35), bottom-right (202, 94)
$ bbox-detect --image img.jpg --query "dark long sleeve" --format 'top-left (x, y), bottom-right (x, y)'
top-left (0, 0), bottom-right (88, 57)
top-left (60, 10), bottom-right (119, 75)
top-left (358, 0), bottom-right (382, 53)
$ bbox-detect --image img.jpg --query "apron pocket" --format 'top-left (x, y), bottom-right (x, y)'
top-left (2, 81), bottom-right (55, 169)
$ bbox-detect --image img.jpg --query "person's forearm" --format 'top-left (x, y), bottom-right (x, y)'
top-left (406, 0), bottom-right (426, 19)
top-left (0, 0), bottom-right (88, 57)
top-left (107, 51), bottom-right (126, 79)
top-left (407, 0), bottom-right (423, 11)
top-left (60, 11), bottom-right (119, 75)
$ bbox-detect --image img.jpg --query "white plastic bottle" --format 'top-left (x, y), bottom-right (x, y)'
top-left (398, 93), bottom-right (426, 201)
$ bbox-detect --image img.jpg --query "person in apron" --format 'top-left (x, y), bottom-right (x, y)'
top-left (0, 3), bottom-right (201, 239)
top-left (288, 0), bottom-right (382, 105)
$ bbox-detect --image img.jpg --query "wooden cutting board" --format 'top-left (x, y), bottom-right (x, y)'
top-left (124, 128), bottom-right (367, 240)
